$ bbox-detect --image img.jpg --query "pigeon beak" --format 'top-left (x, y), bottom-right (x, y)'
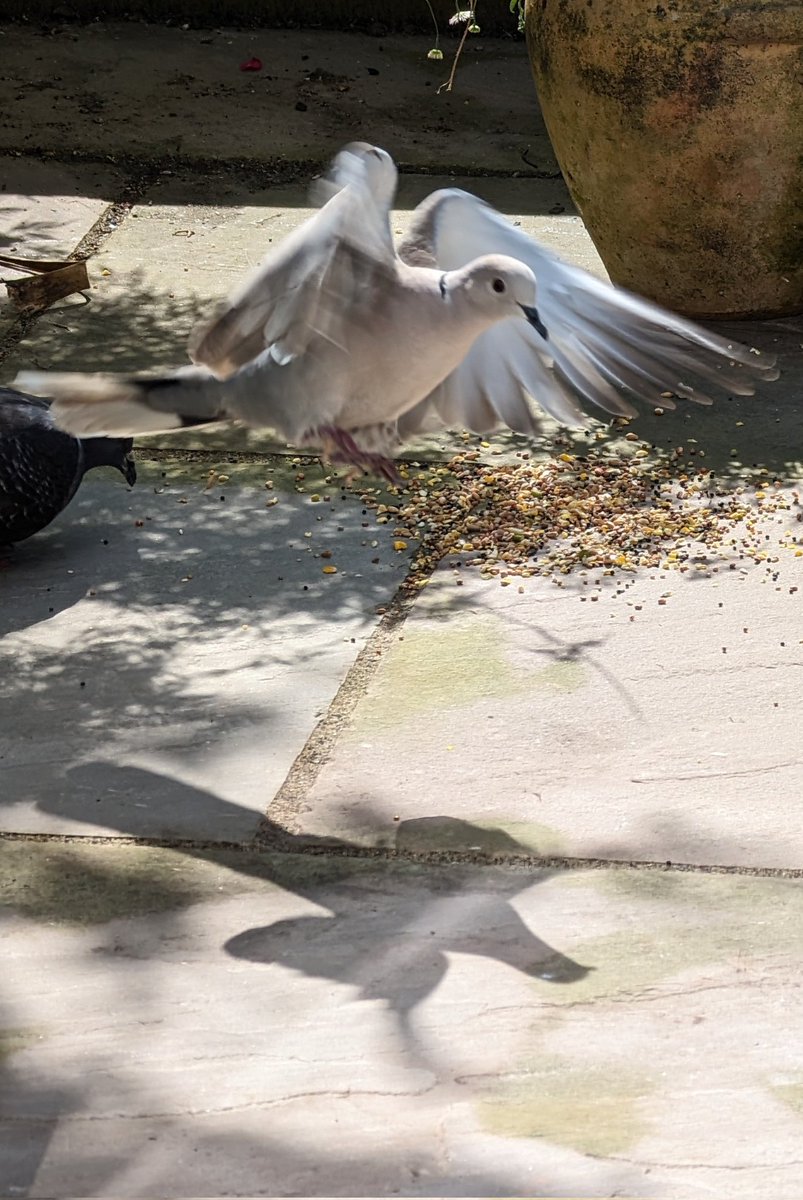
top-left (123, 453), bottom-right (137, 487)
top-left (520, 304), bottom-right (548, 340)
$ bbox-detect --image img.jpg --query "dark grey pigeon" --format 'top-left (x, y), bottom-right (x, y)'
top-left (0, 386), bottom-right (136, 551)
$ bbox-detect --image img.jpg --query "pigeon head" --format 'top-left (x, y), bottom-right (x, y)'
top-left (80, 436), bottom-right (137, 486)
top-left (444, 254), bottom-right (548, 340)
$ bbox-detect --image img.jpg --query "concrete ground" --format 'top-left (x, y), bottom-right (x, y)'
top-left (2, 20), bottom-right (803, 1200)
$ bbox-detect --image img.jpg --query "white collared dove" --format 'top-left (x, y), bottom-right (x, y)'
top-left (14, 142), bottom-right (778, 481)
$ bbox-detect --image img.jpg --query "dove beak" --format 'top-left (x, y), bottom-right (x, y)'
top-left (520, 304), bottom-right (548, 340)
top-left (123, 453), bottom-right (137, 487)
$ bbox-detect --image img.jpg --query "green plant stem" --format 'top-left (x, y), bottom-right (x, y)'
top-left (438, 0), bottom-right (475, 94)
top-left (423, 0), bottom-right (440, 49)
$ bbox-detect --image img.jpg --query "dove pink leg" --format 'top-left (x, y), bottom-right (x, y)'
top-left (314, 425), bottom-right (401, 484)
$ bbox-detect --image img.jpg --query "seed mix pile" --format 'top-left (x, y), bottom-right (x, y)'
top-left (354, 432), bottom-right (800, 591)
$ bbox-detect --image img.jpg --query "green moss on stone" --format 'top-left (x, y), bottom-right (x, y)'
top-left (0, 840), bottom-right (380, 925)
top-left (479, 1058), bottom-right (652, 1155)
top-left (351, 616), bottom-right (585, 732)
top-left (541, 872), bottom-right (803, 1004)
top-left (395, 817), bottom-right (568, 857)
top-left (773, 1082), bottom-right (803, 1117)
top-left (0, 1028), bottom-right (42, 1061)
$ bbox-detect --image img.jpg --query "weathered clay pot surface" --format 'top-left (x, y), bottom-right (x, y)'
top-left (525, 0), bottom-right (803, 318)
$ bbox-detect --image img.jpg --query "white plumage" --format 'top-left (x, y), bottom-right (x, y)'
top-left (13, 141), bottom-right (778, 479)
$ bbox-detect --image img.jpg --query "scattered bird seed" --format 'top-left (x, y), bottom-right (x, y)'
top-left (355, 447), bottom-right (796, 591)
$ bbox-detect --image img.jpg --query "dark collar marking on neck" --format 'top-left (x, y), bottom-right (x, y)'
top-left (439, 272), bottom-right (447, 299)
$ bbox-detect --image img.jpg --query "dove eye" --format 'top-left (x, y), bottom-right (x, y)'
top-left (492, 278), bottom-right (506, 294)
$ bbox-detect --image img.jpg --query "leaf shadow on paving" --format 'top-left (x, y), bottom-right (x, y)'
top-left (0, 459), bottom-right (483, 839)
top-left (0, 1058), bottom-right (637, 1200)
top-left (0, 457), bottom-right (414, 638)
top-left (0, 981), bottom-right (634, 1200)
top-left (0, 209), bottom-right (70, 255)
top-left (31, 763), bottom-right (593, 992)
top-left (0, 765), bottom-right (647, 1200)
top-left (1, 273), bottom-right (198, 374)
top-left (5, 766), bottom-right (803, 1195)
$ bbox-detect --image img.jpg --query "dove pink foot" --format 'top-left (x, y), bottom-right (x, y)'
top-left (315, 425), bottom-right (401, 484)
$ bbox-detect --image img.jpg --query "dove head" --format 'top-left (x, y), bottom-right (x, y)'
top-left (445, 255), bottom-right (547, 339)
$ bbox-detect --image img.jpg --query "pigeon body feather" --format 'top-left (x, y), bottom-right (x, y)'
top-left (0, 387), bottom-right (136, 547)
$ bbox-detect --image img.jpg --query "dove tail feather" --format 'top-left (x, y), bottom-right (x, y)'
top-left (13, 370), bottom-right (226, 439)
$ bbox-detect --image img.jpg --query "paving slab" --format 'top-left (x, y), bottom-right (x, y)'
top-left (0, 459), bottom-right (408, 840)
top-left (0, 158), bottom-right (121, 261)
top-left (2, 163), bottom-right (802, 871)
top-left (283, 537), bottom-right (803, 870)
top-left (2, 20), bottom-right (802, 1199)
top-left (2, 840), bottom-right (803, 1198)
top-left (0, 158), bottom-right (124, 337)
top-left (0, 24), bottom-right (551, 175)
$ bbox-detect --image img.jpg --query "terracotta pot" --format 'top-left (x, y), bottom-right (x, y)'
top-left (525, 0), bottom-right (803, 318)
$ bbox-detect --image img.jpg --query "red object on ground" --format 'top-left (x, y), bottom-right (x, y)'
top-left (240, 57), bottom-right (262, 72)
